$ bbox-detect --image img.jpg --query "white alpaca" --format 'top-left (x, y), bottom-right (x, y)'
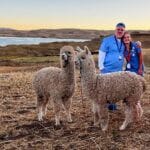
top-left (33, 46), bottom-right (76, 125)
top-left (75, 46), bottom-right (146, 131)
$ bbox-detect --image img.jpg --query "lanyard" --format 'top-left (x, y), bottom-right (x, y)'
top-left (125, 43), bottom-right (132, 62)
top-left (114, 36), bottom-right (123, 53)
top-left (126, 50), bottom-right (131, 62)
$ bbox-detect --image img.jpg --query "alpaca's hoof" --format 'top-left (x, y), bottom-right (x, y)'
top-left (67, 118), bottom-right (73, 123)
top-left (94, 122), bottom-right (99, 127)
top-left (43, 111), bottom-right (47, 116)
top-left (55, 122), bottom-right (60, 126)
top-left (68, 118), bottom-right (73, 123)
top-left (119, 125), bottom-right (125, 130)
top-left (67, 114), bottom-right (72, 123)
top-left (55, 119), bottom-right (61, 126)
top-left (54, 124), bottom-right (61, 130)
top-left (101, 124), bottom-right (108, 131)
top-left (38, 114), bottom-right (43, 121)
top-left (101, 123), bottom-right (108, 131)
top-left (102, 127), bottom-right (107, 131)
top-left (38, 117), bottom-right (43, 121)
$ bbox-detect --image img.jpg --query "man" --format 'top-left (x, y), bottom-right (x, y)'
top-left (99, 22), bottom-right (125, 73)
top-left (98, 22), bottom-right (126, 110)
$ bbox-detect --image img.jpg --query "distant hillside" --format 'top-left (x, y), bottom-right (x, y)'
top-left (0, 28), bottom-right (150, 39)
top-left (130, 32), bottom-right (150, 48)
top-left (0, 28), bottom-right (113, 39)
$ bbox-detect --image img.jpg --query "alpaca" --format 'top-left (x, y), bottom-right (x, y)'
top-left (75, 46), bottom-right (146, 131)
top-left (33, 46), bottom-right (76, 125)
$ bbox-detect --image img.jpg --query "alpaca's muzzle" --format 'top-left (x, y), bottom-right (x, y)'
top-left (62, 53), bottom-right (68, 61)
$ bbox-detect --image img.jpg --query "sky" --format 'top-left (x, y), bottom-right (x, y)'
top-left (0, 0), bottom-right (150, 30)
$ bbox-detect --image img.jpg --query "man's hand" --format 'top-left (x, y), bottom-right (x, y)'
top-left (136, 41), bottom-right (142, 48)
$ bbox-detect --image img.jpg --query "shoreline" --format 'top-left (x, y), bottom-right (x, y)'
top-left (0, 36), bottom-right (91, 47)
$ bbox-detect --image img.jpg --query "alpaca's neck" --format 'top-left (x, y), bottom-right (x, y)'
top-left (80, 59), bottom-right (97, 96)
top-left (63, 63), bottom-right (75, 82)
top-left (81, 64), bottom-right (96, 80)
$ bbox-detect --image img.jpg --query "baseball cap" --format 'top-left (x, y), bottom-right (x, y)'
top-left (116, 22), bottom-right (126, 28)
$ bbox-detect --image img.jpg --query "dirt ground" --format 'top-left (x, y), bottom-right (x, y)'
top-left (0, 67), bottom-right (150, 150)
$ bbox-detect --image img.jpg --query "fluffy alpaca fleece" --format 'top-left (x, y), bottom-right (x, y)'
top-left (75, 46), bottom-right (146, 131)
top-left (33, 46), bottom-right (76, 125)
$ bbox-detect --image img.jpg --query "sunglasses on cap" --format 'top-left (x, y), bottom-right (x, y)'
top-left (116, 23), bottom-right (126, 28)
top-left (116, 28), bottom-right (125, 32)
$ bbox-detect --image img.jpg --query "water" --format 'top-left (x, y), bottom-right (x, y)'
top-left (0, 36), bottom-right (90, 46)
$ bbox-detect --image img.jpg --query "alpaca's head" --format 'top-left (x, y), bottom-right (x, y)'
top-left (60, 46), bottom-right (75, 68)
top-left (75, 46), bottom-right (95, 71)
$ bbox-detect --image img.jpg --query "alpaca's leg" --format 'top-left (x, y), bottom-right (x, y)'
top-left (131, 101), bottom-right (143, 122)
top-left (136, 101), bottom-right (143, 119)
top-left (120, 105), bottom-right (132, 130)
top-left (62, 98), bottom-right (72, 123)
top-left (42, 97), bottom-right (49, 116)
top-left (94, 112), bottom-right (99, 126)
top-left (53, 99), bottom-right (61, 126)
top-left (37, 96), bottom-right (44, 121)
top-left (37, 105), bottom-right (43, 121)
top-left (42, 103), bottom-right (47, 116)
top-left (132, 105), bottom-right (139, 122)
top-left (126, 99), bottom-right (142, 123)
top-left (99, 104), bottom-right (109, 131)
top-left (92, 102), bottom-right (100, 126)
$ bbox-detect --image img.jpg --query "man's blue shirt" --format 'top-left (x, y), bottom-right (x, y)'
top-left (99, 35), bottom-right (124, 73)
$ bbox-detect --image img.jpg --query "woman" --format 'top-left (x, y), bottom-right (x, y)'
top-left (123, 32), bottom-right (144, 76)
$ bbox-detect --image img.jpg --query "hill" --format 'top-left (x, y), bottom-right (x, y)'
top-left (0, 28), bottom-right (149, 39)
top-left (0, 28), bottom-right (112, 39)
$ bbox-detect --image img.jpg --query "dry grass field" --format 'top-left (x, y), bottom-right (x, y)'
top-left (0, 66), bottom-right (149, 150)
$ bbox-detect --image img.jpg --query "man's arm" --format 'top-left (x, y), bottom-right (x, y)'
top-left (98, 38), bottom-right (108, 71)
top-left (136, 41), bottom-right (142, 48)
top-left (98, 50), bottom-right (106, 70)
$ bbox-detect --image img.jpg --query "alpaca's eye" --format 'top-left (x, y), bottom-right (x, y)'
top-left (67, 51), bottom-right (71, 56)
top-left (66, 51), bottom-right (71, 55)
top-left (81, 56), bottom-right (85, 59)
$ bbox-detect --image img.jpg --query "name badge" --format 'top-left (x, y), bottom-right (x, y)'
top-left (118, 55), bottom-right (122, 60)
top-left (127, 63), bottom-right (131, 69)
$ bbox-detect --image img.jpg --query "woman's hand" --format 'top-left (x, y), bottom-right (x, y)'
top-left (138, 68), bottom-right (143, 75)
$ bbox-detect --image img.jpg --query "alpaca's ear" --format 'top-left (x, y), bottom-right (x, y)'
top-left (84, 46), bottom-right (91, 55)
top-left (76, 46), bottom-right (83, 52)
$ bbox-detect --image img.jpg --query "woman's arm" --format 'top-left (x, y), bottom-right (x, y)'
top-left (138, 51), bottom-right (143, 75)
